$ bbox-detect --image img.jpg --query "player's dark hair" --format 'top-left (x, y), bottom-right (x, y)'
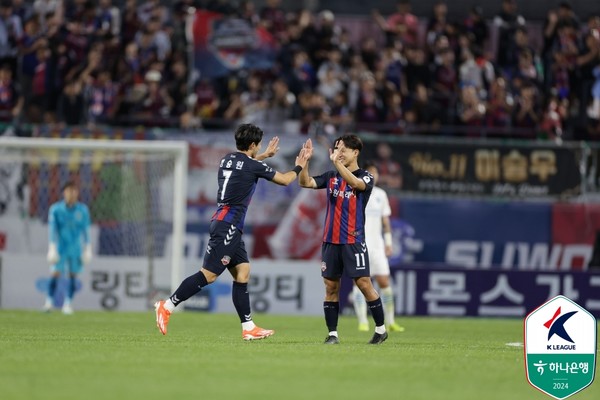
top-left (62, 181), bottom-right (77, 191)
top-left (235, 123), bottom-right (264, 151)
top-left (335, 135), bottom-right (363, 152)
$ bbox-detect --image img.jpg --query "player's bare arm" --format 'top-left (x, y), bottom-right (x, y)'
top-left (255, 136), bottom-right (280, 161)
top-left (272, 139), bottom-right (311, 186)
top-left (330, 142), bottom-right (367, 191)
top-left (382, 215), bottom-right (393, 257)
top-left (298, 139), bottom-right (318, 188)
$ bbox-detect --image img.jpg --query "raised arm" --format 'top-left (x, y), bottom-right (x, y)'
top-left (298, 139), bottom-right (318, 188)
top-left (272, 139), bottom-right (312, 186)
top-left (330, 144), bottom-right (367, 191)
top-left (256, 137), bottom-right (280, 161)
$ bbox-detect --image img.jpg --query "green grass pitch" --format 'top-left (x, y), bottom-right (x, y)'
top-left (1, 310), bottom-right (598, 400)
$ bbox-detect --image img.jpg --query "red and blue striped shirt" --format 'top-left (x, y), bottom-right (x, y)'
top-left (313, 169), bottom-right (374, 244)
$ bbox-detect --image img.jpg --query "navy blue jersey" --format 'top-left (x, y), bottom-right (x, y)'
top-left (313, 169), bottom-right (374, 244)
top-left (212, 152), bottom-right (276, 231)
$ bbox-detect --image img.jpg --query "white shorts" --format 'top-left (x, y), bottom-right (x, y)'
top-left (367, 246), bottom-right (390, 276)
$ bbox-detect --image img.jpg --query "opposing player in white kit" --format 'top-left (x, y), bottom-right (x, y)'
top-left (352, 162), bottom-right (404, 332)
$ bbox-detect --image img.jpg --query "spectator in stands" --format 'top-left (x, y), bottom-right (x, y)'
top-left (355, 73), bottom-right (384, 127)
top-left (286, 50), bottom-right (316, 96)
top-left (264, 78), bottom-right (297, 125)
top-left (373, 0), bottom-right (419, 47)
top-left (12, 0), bottom-right (33, 24)
top-left (165, 58), bottom-right (187, 118)
top-left (426, 1), bottom-right (450, 52)
top-left (404, 47), bottom-right (430, 92)
top-left (458, 85), bottom-right (486, 127)
top-left (382, 91), bottom-right (403, 133)
top-left (131, 69), bottom-right (172, 125)
top-left (0, 64), bottom-right (23, 122)
top-left (578, 16), bottom-right (600, 121)
top-left (463, 6), bottom-right (488, 50)
top-left (29, 39), bottom-right (51, 123)
top-left (486, 76), bottom-right (513, 128)
top-left (374, 142), bottom-right (403, 189)
top-left (33, 0), bottom-right (63, 31)
top-left (506, 27), bottom-right (537, 74)
top-left (120, 0), bottom-right (140, 45)
top-left (84, 69), bottom-right (119, 125)
top-left (299, 91), bottom-right (327, 134)
top-left (431, 47), bottom-right (457, 113)
top-left (543, 1), bottom-right (580, 61)
top-left (513, 84), bottom-right (540, 131)
top-left (540, 95), bottom-right (568, 140)
top-left (493, 0), bottom-right (526, 72)
top-left (241, 72), bottom-right (268, 119)
top-left (0, 0), bottom-right (23, 76)
top-left (57, 79), bottom-right (84, 125)
top-left (459, 46), bottom-right (495, 98)
top-left (404, 83), bottom-right (444, 130)
top-left (260, 0), bottom-right (286, 41)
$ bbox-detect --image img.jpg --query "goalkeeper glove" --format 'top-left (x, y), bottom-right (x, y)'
top-left (82, 244), bottom-right (93, 265)
top-left (47, 243), bottom-right (59, 264)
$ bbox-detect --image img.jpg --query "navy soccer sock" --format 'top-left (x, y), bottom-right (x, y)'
top-left (48, 276), bottom-right (58, 298)
top-left (232, 282), bottom-right (252, 323)
top-left (367, 298), bottom-right (385, 327)
top-left (169, 271), bottom-right (208, 306)
top-left (323, 301), bottom-right (340, 332)
top-left (66, 276), bottom-right (76, 301)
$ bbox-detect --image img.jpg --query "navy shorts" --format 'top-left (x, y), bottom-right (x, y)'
top-left (203, 220), bottom-right (249, 275)
top-left (320, 242), bottom-right (370, 279)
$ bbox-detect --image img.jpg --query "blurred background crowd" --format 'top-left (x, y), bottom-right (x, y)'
top-left (0, 0), bottom-right (599, 140)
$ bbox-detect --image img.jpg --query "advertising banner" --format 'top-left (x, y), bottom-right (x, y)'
top-left (394, 198), bottom-right (594, 270)
top-left (360, 139), bottom-right (582, 197)
top-left (339, 265), bottom-right (600, 319)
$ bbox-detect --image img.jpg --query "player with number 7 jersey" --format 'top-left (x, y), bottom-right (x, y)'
top-left (155, 124), bottom-right (311, 340)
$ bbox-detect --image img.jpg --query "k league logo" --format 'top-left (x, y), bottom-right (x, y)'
top-left (524, 295), bottom-right (597, 400)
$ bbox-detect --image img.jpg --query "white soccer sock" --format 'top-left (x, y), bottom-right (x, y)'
top-left (329, 331), bottom-right (338, 338)
top-left (375, 325), bottom-right (386, 334)
top-left (164, 299), bottom-right (175, 313)
top-left (242, 321), bottom-right (256, 331)
top-left (352, 285), bottom-right (369, 325)
top-left (380, 286), bottom-right (395, 325)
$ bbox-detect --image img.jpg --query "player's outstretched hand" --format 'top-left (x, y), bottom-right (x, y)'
top-left (303, 138), bottom-right (313, 160)
top-left (295, 140), bottom-right (312, 168)
top-left (261, 136), bottom-right (280, 159)
top-left (329, 140), bottom-right (342, 163)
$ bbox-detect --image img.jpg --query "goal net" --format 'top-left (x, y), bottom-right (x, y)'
top-left (0, 137), bottom-right (188, 310)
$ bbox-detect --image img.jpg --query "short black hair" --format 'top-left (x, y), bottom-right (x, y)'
top-left (62, 180), bottom-right (78, 191)
top-left (234, 123), bottom-right (264, 151)
top-left (334, 135), bottom-right (363, 152)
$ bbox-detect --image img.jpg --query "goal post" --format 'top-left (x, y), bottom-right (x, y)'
top-left (0, 137), bottom-right (188, 301)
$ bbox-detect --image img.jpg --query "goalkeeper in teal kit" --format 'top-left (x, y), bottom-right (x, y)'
top-left (43, 181), bottom-right (92, 314)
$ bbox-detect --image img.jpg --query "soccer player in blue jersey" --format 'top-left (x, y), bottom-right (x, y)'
top-left (155, 123), bottom-right (311, 340)
top-left (298, 135), bottom-right (388, 345)
top-left (44, 181), bottom-right (92, 315)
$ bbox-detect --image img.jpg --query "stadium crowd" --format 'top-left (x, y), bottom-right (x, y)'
top-left (0, 0), bottom-right (599, 140)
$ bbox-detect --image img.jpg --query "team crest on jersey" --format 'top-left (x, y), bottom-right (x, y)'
top-left (332, 177), bottom-right (338, 185)
top-left (321, 261), bottom-right (327, 272)
top-left (221, 255), bottom-right (231, 265)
